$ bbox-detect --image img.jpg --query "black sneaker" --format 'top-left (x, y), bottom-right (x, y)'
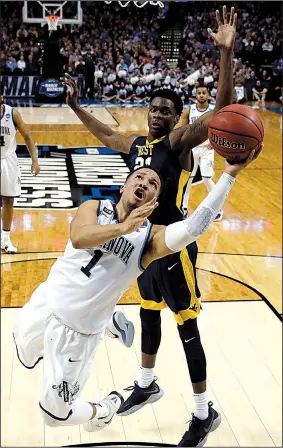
top-left (178, 402), bottom-right (221, 447)
top-left (117, 378), bottom-right (164, 416)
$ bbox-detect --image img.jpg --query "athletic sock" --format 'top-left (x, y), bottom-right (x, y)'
top-left (138, 367), bottom-right (154, 388)
top-left (193, 391), bottom-right (209, 420)
top-left (64, 400), bottom-right (93, 425)
top-left (2, 230), bottom-right (10, 240)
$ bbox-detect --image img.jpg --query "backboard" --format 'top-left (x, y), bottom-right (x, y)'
top-left (23, 1), bottom-right (82, 26)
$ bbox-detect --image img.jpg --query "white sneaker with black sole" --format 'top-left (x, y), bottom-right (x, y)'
top-left (117, 378), bottom-right (164, 416)
top-left (83, 391), bottom-right (124, 432)
top-left (105, 311), bottom-right (135, 348)
top-left (1, 238), bottom-right (18, 254)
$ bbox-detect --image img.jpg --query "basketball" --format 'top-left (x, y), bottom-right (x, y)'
top-left (208, 104), bottom-right (264, 162)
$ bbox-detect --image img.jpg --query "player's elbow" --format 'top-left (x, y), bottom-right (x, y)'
top-left (70, 234), bottom-right (82, 249)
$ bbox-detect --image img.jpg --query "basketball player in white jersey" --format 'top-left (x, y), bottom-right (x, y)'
top-left (0, 83), bottom-right (40, 253)
top-left (234, 76), bottom-right (247, 104)
top-left (188, 84), bottom-right (223, 221)
top-left (13, 155), bottom-right (256, 437)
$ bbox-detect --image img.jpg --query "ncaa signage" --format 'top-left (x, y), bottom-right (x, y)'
top-left (39, 78), bottom-right (65, 98)
top-left (14, 145), bottom-right (130, 210)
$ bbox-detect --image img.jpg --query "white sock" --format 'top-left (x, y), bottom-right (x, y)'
top-left (62, 400), bottom-right (93, 425)
top-left (2, 230), bottom-right (10, 240)
top-left (94, 402), bottom-right (110, 419)
top-left (193, 391), bottom-right (209, 420)
top-left (138, 367), bottom-right (154, 388)
top-left (202, 177), bottom-right (216, 193)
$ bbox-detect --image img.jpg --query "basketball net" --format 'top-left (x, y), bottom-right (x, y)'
top-left (46, 15), bottom-right (60, 31)
top-left (104, 1), bottom-right (164, 8)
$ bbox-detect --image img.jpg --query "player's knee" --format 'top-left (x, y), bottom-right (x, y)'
top-left (140, 308), bottom-right (161, 355)
top-left (178, 317), bottom-right (199, 340)
top-left (2, 197), bottom-right (14, 207)
top-left (41, 410), bottom-right (61, 427)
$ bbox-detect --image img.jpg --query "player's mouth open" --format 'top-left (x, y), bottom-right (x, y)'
top-left (134, 188), bottom-right (145, 200)
top-left (152, 121), bottom-right (162, 128)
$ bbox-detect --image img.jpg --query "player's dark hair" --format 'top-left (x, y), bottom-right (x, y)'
top-left (125, 166), bottom-right (164, 197)
top-left (0, 83), bottom-right (5, 95)
top-left (150, 88), bottom-right (183, 116)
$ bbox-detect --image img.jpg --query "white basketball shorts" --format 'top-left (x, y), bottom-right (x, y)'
top-left (1, 152), bottom-right (21, 197)
top-left (13, 284), bottom-right (104, 422)
top-left (192, 144), bottom-right (215, 178)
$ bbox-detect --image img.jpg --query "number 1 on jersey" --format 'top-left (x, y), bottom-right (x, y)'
top-left (81, 250), bottom-right (103, 278)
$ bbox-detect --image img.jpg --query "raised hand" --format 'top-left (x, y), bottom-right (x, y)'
top-left (208, 5), bottom-right (237, 51)
top-left (121, 198), bottom-right (158, 234)
top-left (224, 144), bottom-right (263, 177)
top-left (60, 73), bottom-right (78, 108)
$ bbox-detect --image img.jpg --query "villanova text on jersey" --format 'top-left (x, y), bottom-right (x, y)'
top-left (100, 236), bottom-right (135, 265)
top-left (1, 126), bottom-right (11, 135)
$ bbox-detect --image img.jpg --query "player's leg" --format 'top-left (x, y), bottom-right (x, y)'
top-left (13, 284), bottom-right (50, 368)
top-left (117, 263), bottom-right (165, 416)
top-left (200, 147), bottom-right (223, 222)
top-left (165, 244), bottom-right (221, 446)
top-left (40, 315), bottom-right (123, 430)
top-left (1, 153), bottom-right (21, 253)
top-left (105, 310), bottom-right (135, 348)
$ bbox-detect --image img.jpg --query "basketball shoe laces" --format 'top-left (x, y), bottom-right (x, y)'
top-left (123, 376), bottom-right (158, 392)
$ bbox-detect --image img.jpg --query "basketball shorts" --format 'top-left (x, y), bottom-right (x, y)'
top-left (1, 152), bottom-right (21, 197)
top-left (138, 241), bottom-right (201, 325)
top-left (13, 284), bottom-right (104, 421)
top-left (192, 144), bottom-right (215, 179)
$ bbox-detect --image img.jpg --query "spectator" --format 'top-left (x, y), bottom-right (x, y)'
top-left (262, 39), bottom-right (274, 52)
top-left (5, 56), bottom-right (17, 72)
top-left (252, 80), bottom-right (267, 102)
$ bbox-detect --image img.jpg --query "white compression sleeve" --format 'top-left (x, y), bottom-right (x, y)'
top-left (165, 173), bottom-right (236, 252)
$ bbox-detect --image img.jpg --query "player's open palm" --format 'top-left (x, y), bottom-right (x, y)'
top-left (208, 5), bottom-right (237, 51)
top-left (122, 198), bottom-right (158, 234)
top-left (60, 73), bottom-right (78, 107)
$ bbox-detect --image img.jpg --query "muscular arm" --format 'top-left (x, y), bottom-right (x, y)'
top-left (13, 109), bottom-right (37, 161)
top-left (70, 200), bottom-right (125, 249)
top-left (13, 109), bottom-right (40, 175)
top-left (71, 103), bottom-right (137, 153)
top-left (170, 6), bottom-right (237, 154)
top-left (170, 48), bottom-right (234, 153)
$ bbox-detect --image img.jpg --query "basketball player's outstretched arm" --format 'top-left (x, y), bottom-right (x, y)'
top-left (70, 199), bottom-right (157, 249)
top-left (170, 6), bottom-right (237, 153)
top-left (61, 74), bottom-right (136, 154)
top-left (141, 153), bottom-right (256, 269)
top-left (13, 109), bottom-right (40, 176)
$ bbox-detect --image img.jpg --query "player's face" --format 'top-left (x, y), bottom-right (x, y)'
top-left (196, 87), bottom-right (209, 104)
top-left (148, 97), bottom-right (180, 137)
top-left (121, 169), bottom-right (161, 209)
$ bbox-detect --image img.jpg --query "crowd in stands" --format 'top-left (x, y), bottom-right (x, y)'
top-left (0, 1), bottom-right (282, 103)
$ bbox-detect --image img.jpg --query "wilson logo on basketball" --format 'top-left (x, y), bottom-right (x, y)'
top-left (211, 133), bottom-right (245, 150)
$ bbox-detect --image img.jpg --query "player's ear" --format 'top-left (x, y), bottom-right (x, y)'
top-left (174, 115), bottom-right (180, 125)
top-left (120, 185), bottom-right (124, 194)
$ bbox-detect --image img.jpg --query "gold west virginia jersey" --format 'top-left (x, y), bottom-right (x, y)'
top-left (123, 135), bottom-right (194, 225)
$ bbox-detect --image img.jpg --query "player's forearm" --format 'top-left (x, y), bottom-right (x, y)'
top-left (25, 135), bottom-right (38, 161)
top-left (215, 49), bottom-right (234, 111)
top-left (71, 223), bottom-right (125, 250)
top-left (71, 103), bottom-right (115, 143)
top-left (165, 173), bottom-right (236, 252)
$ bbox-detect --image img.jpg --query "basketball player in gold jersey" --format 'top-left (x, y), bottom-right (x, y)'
top-left (62, 7), bottom-right (237, 446)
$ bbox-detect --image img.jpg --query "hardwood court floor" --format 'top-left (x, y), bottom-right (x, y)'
top-left (1, 303), bottom-right (282, 447)
top-left (1, 103), bottom-right (282, 447)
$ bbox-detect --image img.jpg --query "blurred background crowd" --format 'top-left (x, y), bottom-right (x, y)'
top-left (0, 1), bottom-right (282, 103)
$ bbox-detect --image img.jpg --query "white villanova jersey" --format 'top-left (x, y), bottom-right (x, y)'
top-left (189, 103), bottom-right (215, 124)
top-left (234, 85), bottom-right (245, 101)
top-left (190, 103), bottom-right (215, 149)
top-left (0, 105), bottom-right (17, 159)
top-left (44, 200), bottom-right (152, 334)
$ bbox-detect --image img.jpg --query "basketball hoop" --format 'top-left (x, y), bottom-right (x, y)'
top-left (46, 15), bottom-right (60, 31)
top-left (104, 1), bottom-right (164, 8)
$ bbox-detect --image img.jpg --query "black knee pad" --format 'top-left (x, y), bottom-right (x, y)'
top-left (178, 318), bottom-right (207, 383)
top-left (140, 307), bottom-right (162, 355)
